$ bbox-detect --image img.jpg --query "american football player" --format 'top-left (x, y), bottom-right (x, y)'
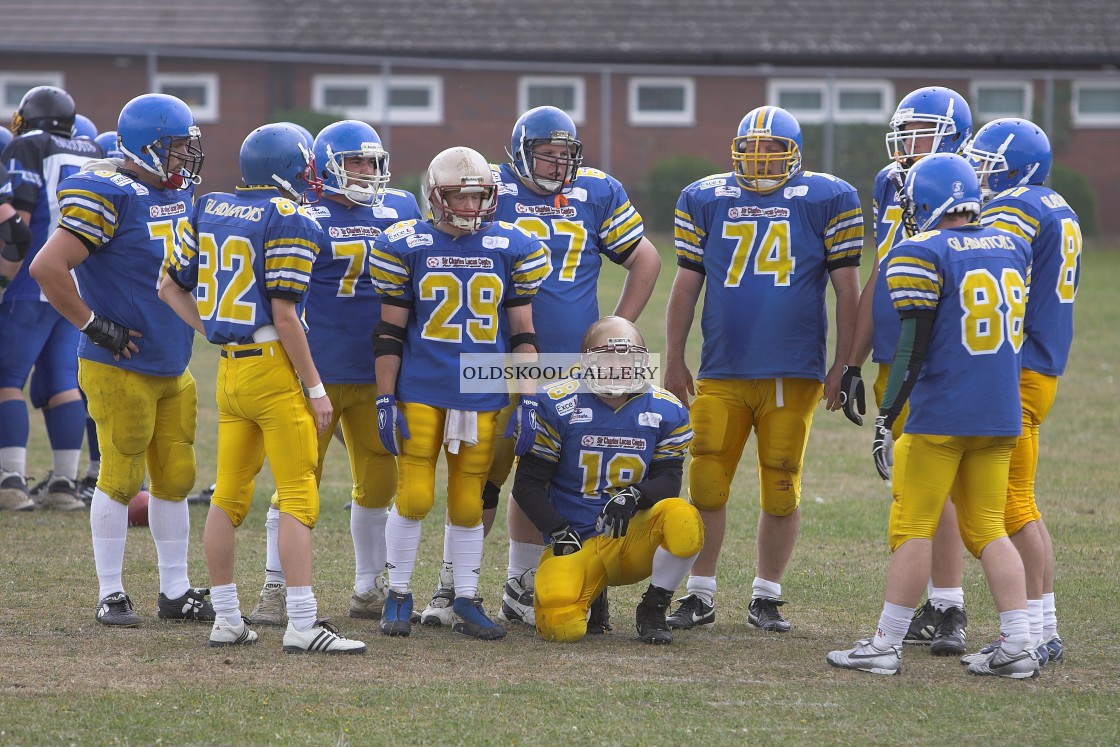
top-left (959, 117), bottom-right (1079, 666)
top-left (29, 93), bottom-right (213, 626)
top-left (513, 316), bottom-right (700, 643)
top-left (0, 85), bottom-right (101, 512)
top-left (827, 153), bottom-right (1039, 679)
top-left (160, 122), bottom-right (366, 654)
top-left (842, 86), bottom-right (974, 655)
top-left (370, 145), bottom-right (547, 640)
top-left (664, 105), bottom-right (863, 634)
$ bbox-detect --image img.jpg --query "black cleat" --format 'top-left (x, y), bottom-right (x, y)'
top-left (748, 597), bottom-right (791, 632)
top-left (903, 599), bottom-right (939, 644)
top-left (587, 589), bottom-right (612, 634)
top-left (97, 592), bottom-right (141, 627)
top-left (666, 593), bottom-right (715, 630)
top-left (157, 587), bottom-right (216, 622)
top-left (929, 606), bottom-right (967, 656)
top-left (635, 585), bottom-right (673, 644)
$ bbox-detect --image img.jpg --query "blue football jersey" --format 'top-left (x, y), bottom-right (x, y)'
top-left (369, 219), bottom-right (548, 410)
top-left (675, 170), bottom-right (864, 380)
top-left (3, 131), bottom-right (101, 301)
top-left (980, 186), bottom-right (1081, 376)
top-left (530, 382), bottom-right (692, 539)
top-left (56, 169), bottom-right (194, 376)
top-left (886, 224), bottom-right (1032, 436)
top-left (301, 189), bottom-right (422, 384)
top-left (492, 162), bottom-right (644, 355)
top-left (870, 164), bottom-right (908, 364)
top-left (169, 186), bottom-right (323, 345)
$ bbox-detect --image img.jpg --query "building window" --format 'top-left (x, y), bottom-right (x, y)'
top-left (1073, 81), bottom-right (1120, 127)
top-left (768, 79), bottom-right (894, 124)
top-left (154, 73), bottom-right (219, 123)
top-left (312, 75), bottom-right (443, 125)
top-left (628, 77), bottom-right (695, 126)
top-left (972, 81), bottom-right (1032, 123)
top-left (0, 71), bottom-right (64, 119)
top-left (518, 76), bottom-right (585, 124)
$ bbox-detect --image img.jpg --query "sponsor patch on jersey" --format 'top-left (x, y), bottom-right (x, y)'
top-left (700, 177), bottom-right (728, 189)
top-left (328, 224), bottom-right (380, 239)
top-left (149, 201), bottom-right (187, 218)
top-left (407, 234), bottom-right (434, 248)
top-left (579, 435), bottom-right (646, 450)
top-left (728, 205), bottom-right (791, 219)
top-left (555, 397), bottom-right (577, 416)
top-left (569, 407), bottom-right (593, 424)
top-left (513, 203), bottom-right (578, 219)
top-left (426, 255), bottom-right (495, 269)
top-left (304, 206), bottom-right (332, 219)
top-left (481, 235), bottom-right (510, 249)
top-left (783, 185), bottom-right (809, 199)
top-left (386, 222), bottom-right (416, 241)
top-left (567, 187), bottom-right (588, 202)
top-left (638, 412), bottom-right (662, 427)
top-left (715, 186), bottom-right (741, 198)
top-left (373, 205), bottom-right (400, 219)
top-left (109, 173), bottom-right (135, 188)
top-left (131, 182), bottom-right (149, 196)
top-left (497, 182), bottom-right (519, 196)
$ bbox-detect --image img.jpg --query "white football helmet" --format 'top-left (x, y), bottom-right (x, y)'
top-left (422, 146), bottom-right (497, 232)
top-left (580, 316), bottom-right (651, 398)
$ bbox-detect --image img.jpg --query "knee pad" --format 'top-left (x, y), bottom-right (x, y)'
top-left (657, 498), bottom-right (705, 558)
top-left (535, 605), bottom-right (588, 643)
top-left (150, 441), bottom-right (196, 500)
top-left (758, 463), bottom-right (800, 516)
top-left (481, 480), bottom-right (501, 511)
top-left (688, 394), bottom-right (730, 458)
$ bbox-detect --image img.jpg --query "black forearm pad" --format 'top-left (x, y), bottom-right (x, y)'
top-left (373, 320), bottom-right (407, 341)
top-left (372, 334), bottom-right (403, 358)
top-left (0, 213), bottom-right (32, 260)
top-left (512, 453), bottom-right (566, 533)
top-left (509, 332), bottom-right (539, 351)
top-left (633, 459), bottom-right (684, 509)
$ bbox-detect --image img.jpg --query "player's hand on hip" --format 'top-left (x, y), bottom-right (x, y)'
top-left (662, 360), bottom-right (695, 409)
top-left (871, 414), bottom-right (894, 481)
top-left (839, 365), bottom-right (866, 426)
top-left (80, 312), bottom-right (141, 360)
top-left (375, 394), bottom-right (409, 456)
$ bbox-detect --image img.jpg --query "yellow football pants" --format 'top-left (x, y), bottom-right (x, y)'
top-left (1005, 368), bottom-right (1058, 535)
top-left (485, 394), bottom-right (519, 491)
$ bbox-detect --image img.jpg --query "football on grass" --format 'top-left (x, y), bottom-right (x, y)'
top-left (127, 490), bottom-right (149, 527)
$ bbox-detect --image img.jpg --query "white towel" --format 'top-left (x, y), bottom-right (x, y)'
top-left (444, 409), bottom-right (478, 454)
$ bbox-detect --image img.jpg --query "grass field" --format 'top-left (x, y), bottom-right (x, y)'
top-left (1, 238), bottom-right (1117, 746)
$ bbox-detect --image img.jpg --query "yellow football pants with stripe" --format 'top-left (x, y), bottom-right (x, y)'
top-left (534, 497), bottom-right (704, 642)
top-left (395, 402), bottom-right (500, 527)
top-left (78, 359), bottom-right (196, 505)
top-left (1005, 368), bottom-right (1058, 536)
top-left (485, 394), bottom-right (519, 491)
top-left (874, 363), bottom-right (911, 441)
top-left (889, 433), bottom-right (1018, 558)
top-left (687, 377), bottom-right (822, 516)
top-left (211, 342), bottom-right (319, 528)
top-left (269, 382), bottom-right (397, 510)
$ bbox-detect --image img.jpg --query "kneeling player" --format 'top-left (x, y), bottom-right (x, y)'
top-left (513, 316), bottom-right (702, 643)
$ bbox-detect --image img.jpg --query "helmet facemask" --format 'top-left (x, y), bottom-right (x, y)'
top-left (512, 131), bottom-right (583, 195)
top-left (732, 135), bottom-right (801, 193)
top-left (324, 143), bottom-right (390, 206)
top-left (128, 125), bottom-right (204, 190)
top-left (964, 136), bottom-right (1039, 204)
top-left (273, 142), bottom-right (323, 204)
top-left (429, 181), bottom-right (497, 232)
top-left (886, 110), bottom-right (961, 171)
top-left (581, 339), bottom-right (651, 398)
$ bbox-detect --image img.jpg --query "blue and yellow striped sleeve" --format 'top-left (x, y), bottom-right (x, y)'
top-left (57, 187), bottom-right (119, 249)
top-left (886, 248), bottom-right (941, 316)
top-left (823, 206), bottom-right (864, 270)
top-left (529, 415), bottom-right (563, 463)
top-left (368, 237), bottom-right (412, 302)
top-left (674, 192), bottom-right (706, 273)
top-left (509, 243), bottom-right (549, 301)
top-left (263, 215), bottom-right (319, 302)
top-left (653, 421), bottom-right (693, 462)
top-left (979, 203), bottom-right (1039, 245)
top-left (166, 212), bottom-right (199, 290)
top-left (599, 199), bottom-right (644, 262)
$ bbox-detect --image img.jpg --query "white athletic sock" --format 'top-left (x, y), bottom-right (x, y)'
top-left (286, 585), bottom-right (317, 632)
top-left (443, 522), bottom-right (453, 565)
top-left (351, 504), bottom-right (388, 595)
top-left (651, 547), bottom-right (698, 592)
top-left (752, 577), bottom-right (782, 600)
top-left (1042, 592), bottom-right (1059, 640)
top-left (448, 524), bottom-right (484, 599)
top-left (0, 447), bottom-right (26, 476)
top-left (1027, 598), bottom-right (1045, 647)
top-left (90, 488), bottom-right (128, 599)
top-left (52, 449), bottom-right (81, 482)
top-left (384, 506), bottom-right (421, 593)
top-left (999, 609), bottom-right (1031, 655)
top-left (148, 495), bottom-right (191, 599)
top-left (85, 460), bottom-right (100, 480)
top-left (210, 582), bottom-right (241, 622)
top-left (685, 575), bottom-right (717, 606)
top-left (506, 540), bottom-right (543, 581)
top-left (929, 586), bottom-right (965, 612)
top-left (264, 506), bottom-right (284, 584)
top-left (874, 601), bottom-right (913, 648)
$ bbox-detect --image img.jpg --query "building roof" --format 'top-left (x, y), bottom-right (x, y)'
top-left (3, 0), bottom-right (1119, 68)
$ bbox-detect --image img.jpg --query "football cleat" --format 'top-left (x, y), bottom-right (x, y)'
top-left (248, 581), bottom-right (287, 626)
top-left (186, 483), bottom-right (215, 505)
top-left (35, 474), bottom-right (87, 511)
top-left (283, 620), bottom-right (366, 655)
top-left (929, 606), bottom-right (967, 656)
top-left (497, 569), bottom-right (536, 626)
top-left (587, 589), bottom-right (612, 634)
top-left (380, 589), bottom-right (414, 637)
top-left (666, 593), bottom-right (715, 630)
top-left (96, 591), bottom-right (141, 627)
top-left (1036, 639), bottom-right (1050, 667)
top-left (209, 616), bottom-right (258, 647)
top-left (635, 585), bottom-right (673, 645)
top-left (903, 599), bottom-right (938, 644)
top-left (1044, 635), bottom-right (1064, 664)
top-left (748, 597), bottom-right (791, 632)
top-left (76, 475), bottom-right (98, 505)
top-left (0, 471), bottom-right (36, 511)
top-left (349, 574), bottom-right (390, 620)
top-left (451, 596), bottom-right (507, 640)
top-left (960, 635), bottom-right (1004, 665)
top-left (966, 645), bottom-right (1041, 679)
top-left (157, 587), bottom-right (216, 622)
top-left (420, 563), bottom-right (457, 627)
top-left (826, 639), bottom-right (903, 675)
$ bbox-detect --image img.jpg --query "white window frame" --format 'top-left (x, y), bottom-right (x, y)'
top-left (1072, 80), bottom-right (1120, 128)
top-left (628, 77), bottom-right (695, 126)
top-left (768, 79), bottom-right (894, 124)
top-left (517, 76), bottom-right (586, 125)
top-left (154, 73), bottom-right (219, 123)
top-left (312, 74), bottom-right (443, 125)
top-left (971, 80), bottom-right (1033, 123)
top-left (0, 71), bottom-right (64, 119)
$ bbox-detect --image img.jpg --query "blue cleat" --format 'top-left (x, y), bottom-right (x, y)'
top-left (1044, 635), bottom-right (1064, 664)
top-left (379, 589), bottom-right (413, 637)
top-left (451, 596), bottom-right (506, 640)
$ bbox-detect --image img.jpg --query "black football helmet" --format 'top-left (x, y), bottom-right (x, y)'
top-left (11, 85), bottom-right (76, 137)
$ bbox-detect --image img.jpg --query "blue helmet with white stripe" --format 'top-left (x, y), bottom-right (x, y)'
top-left (964, 118), bottom-right (1051, 202)
top-left (901, 152), bottom-right (981, 234)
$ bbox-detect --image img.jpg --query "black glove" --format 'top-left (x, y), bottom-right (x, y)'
top-left (872, 414), bottom-right (895, 481)
top-left (81, 313), bottom-right (132, 356)
top-left (596, 485), bottom-right (641, 539)
top-left (0, 213), bottom-right (32, 261)
top-left (549, 524), bottom-right (582, 556)
top-left (839, 365), bottom-right (866, 426)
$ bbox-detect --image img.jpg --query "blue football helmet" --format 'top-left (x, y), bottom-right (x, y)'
top-left (901, 152), bottom-right (981, 234)
top-left (313, 120), bottom-right (390, 206)
top-left (94, 130), bottom-right (121, 158)
top-left (117, 93), bottom-right (203, 190)
top-left (0, 127), bottom-right (12, 151)
top-left (73, 113), bottom-right (98, 140)
top-left (964, 117), bottom-right (1052, 202)
top-left (508, 106), bottom-right (583, 195)
top-left (12, 85), bottom-right (75, 137)
top-left (240, 123), bottom-right (322, 202)
top-left (284, 123), bottom-right (315, 151)
top-left (886, 87), bottom-right (972, 170)
top-left (732, 105), bottom-right (803, 193)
